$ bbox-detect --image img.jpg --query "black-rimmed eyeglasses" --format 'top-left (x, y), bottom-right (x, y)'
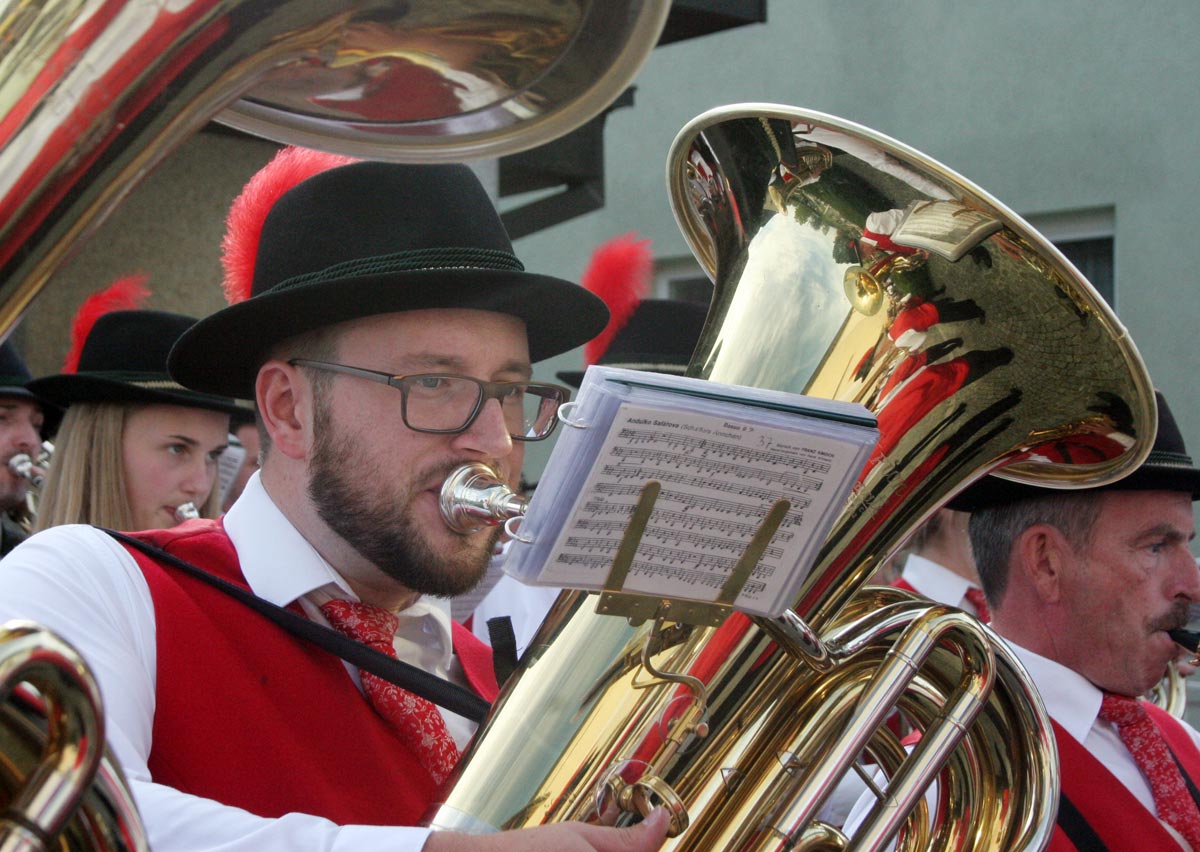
top-left (288, 359), bottom-right (570, 441)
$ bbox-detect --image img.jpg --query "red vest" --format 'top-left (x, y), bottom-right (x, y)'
top-left (1049, 703), bottom-right (1200, 851)
top-left (121, 520), bottom-right (497, 825)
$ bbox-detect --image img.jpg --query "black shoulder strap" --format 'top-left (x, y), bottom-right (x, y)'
top-left (1169, 744), bottom-right (1200, 811)
top-left (1056, 790), bottom-right (1110, 852)
top-left (103, 528), bottom-right (490, 723)
top-left (486, 616), bottom-right (519, 686)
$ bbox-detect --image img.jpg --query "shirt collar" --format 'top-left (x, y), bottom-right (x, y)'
top-left (223, 472), bottom-right (456, 637)
top-left (1005, 641), bottom-right (1102, 744)
top-left (901, 553), bottom-right (975, 604)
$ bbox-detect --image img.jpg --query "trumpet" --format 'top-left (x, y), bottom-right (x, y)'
top-left (7, 441), bottom-right (53, 529)
top-left (7, 441), bottom-right (53, 490)
top-left (173, 503), bottom-right (200, 523)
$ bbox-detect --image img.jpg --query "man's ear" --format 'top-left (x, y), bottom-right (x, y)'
top-left (256, 361), bottom-right (310, 460)
top-left (1016, 524), bottom-right (1072, 605)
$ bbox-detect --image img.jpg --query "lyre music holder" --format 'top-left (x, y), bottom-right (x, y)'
top-left (595, 480), bottom-right (792, 627)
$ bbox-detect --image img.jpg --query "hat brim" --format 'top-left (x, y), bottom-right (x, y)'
top-left (0, 385), bottom-right (44, 404)
top-left (168, 269), bottom-right (608, 399)
top-left (556, 370), bottom-right (585, 389)
top-left (27, 374), bottom-right (245, 418)
top-left (949, 466), bottom-right (1200, 512)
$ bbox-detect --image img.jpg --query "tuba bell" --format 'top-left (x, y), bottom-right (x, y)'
top-left (0, 0), bottom-right (673, 847)
top-left (429, 105), bottom-right (1155, 850)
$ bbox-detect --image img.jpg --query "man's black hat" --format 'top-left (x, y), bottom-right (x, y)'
top-left (0, 341), bottom-right (43, 404)
top-left (168, 160), bottom-right (609, 399)
top-left (556, 299), bottom-right (709, 389)
top-left (0, 340), bottom-right (62, 436)
top-left (29, 311), bottom-right (244, 417)
top-left (951, 390), bottom-right (1200, 510)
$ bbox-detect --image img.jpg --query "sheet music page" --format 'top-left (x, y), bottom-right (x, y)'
top-left (889, 200), bottom-right (1002, 261)
top-left (533, 401), bottom-right (868, 615)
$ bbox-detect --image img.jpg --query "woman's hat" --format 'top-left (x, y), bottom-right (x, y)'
top-left (168, 151), bottom-right (609, 399)
top-left (28, 310), bottom-right (245, 417)
top-left (951, 390), bottom-right (1200, 511)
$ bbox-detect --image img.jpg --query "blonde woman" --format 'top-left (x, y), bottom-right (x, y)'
top-left (30, 285), bottom-right (244, 532)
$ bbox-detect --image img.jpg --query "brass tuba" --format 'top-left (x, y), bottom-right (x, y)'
top-left (0, 622), bottom-right (147, 852)
top-left (428, 105), bottom-right (1155, 850)
top-left (0, 0), bottom-right (672, 847)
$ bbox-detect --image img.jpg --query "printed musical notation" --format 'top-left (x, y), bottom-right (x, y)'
top-left (504, 366), bottom-right (878, 618)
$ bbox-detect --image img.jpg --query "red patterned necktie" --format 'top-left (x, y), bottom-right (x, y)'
top-left (963, 586), bottom-right (991, 624)
top-left (320, 598), bottom-right (460, 784)
top-left (1100, 692), bottom-right (1200, 850)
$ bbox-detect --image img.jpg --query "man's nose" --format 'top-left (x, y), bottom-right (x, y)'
top-left (451, 398), bottom-right (514, 459)
top-left (1175, 550), bottom-right (1200, 601)
top-left (13, 418), bottom-right (40, 453)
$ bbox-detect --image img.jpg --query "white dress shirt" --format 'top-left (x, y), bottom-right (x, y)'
top-left (0, 472), bottom-right (472, 852)
top-left (897, 553), bottom-right (985, 617)
top-left (1011, 642), bottom-right (1200, 848)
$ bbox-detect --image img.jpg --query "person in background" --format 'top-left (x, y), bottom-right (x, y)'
top-left (961, 390), bottom-right (1200, 851)
top-left (0, 148), bottom-right (668, 852)
top-left (891, 507), bottom-right (989, 622)
top-left (470, 232), bottom-right (711, 656)
top-left (222, 416), bottom-right (261, 512)
top-left (0, 340), bottom-right (54, 553)
top-left (28, 275), bottom-right (242, 531)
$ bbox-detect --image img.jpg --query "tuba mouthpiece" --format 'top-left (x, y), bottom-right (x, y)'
top-left (439, 463), bottom-right (527, 534)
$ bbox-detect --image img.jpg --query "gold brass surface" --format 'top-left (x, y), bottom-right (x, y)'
top-left (0, 622), bottom-right (147, 852)
top-left (0, 0), bottom-right (671, 341)
top-left (1, 0), bottom-right (672, 846)
top-left (429, 104), bottom-right (1156, 850)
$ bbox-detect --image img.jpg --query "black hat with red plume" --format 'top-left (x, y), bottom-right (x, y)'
top-left (556, 233), bottom-right (709, 389)
top-left (28, 275), bottom-right (245, 417)
top-left (167, 147), bottom-right (609, 399)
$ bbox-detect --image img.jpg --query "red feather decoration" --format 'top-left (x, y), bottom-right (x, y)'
top-left (582, 233), bottom-right (653, 366)
top-left (221, 146), bottom-right (358, 305)
top-left (63, 273), bottom-right (151, 373)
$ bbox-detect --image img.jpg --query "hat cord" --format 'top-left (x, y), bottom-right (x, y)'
top-left (270, 247), bottom-right (525, 293)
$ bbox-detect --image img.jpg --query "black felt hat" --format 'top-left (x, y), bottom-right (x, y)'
top-left (556, 299), bottom-right (709, 389)
top-left (951, 391), bottom-right (1200, 511)
top-left (28, 311), bottom-right (244, 416)
top-left (168, 158), bottom-right (608, 399)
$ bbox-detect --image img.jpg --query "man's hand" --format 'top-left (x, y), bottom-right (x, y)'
top-left (425, 807), bottom-right (671, 852)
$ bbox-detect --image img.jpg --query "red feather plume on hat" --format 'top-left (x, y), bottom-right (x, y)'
top-left (221, 146), bottom-right (359, 305)
top-left (63, 273), bottom-right (151, 373)
top-left (582, 233), bottom-right (653, 366)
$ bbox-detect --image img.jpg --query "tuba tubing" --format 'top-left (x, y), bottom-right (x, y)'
top-left (0, 621), bottom-right (147, 852)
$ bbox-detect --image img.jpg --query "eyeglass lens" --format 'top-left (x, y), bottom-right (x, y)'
top-left (401, 376), bottom-right (561, 438)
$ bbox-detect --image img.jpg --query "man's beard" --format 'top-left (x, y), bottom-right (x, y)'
top-left (307, 398), bottom-right (499, 597)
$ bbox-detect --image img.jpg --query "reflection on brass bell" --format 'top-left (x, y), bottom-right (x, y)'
top-left (843, 266), bottom-right (884, 316)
